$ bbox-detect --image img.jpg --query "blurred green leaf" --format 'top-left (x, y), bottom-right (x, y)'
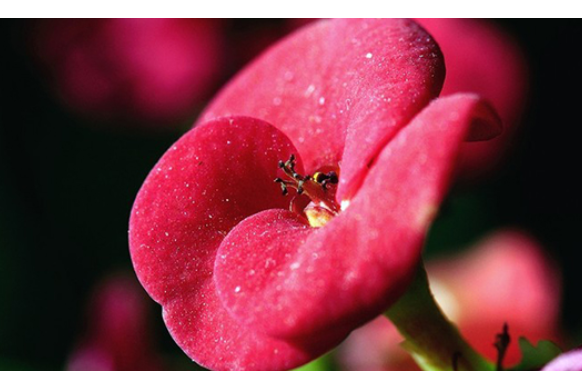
top-left (510, 337), bottom-right (562, 371)
top-left (293, 352), bottom-right (336, 371)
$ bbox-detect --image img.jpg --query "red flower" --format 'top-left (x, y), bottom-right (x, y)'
top-left (31, 19), bottom-right (225, 128)
top-left (67, 274), bottom-right (162, 371)
top-left (129, 19), bottom-right (501, 370)
top-left (337, 230), bottom-right (561, 370)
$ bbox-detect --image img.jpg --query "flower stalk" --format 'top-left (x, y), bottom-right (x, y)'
top-left (385, 262), bottom-right (494, 371)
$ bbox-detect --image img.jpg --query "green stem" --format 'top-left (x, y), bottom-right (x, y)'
top-left (384, 262), bottom-right (494, 371)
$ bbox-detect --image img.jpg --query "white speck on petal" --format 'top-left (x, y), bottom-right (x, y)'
top-left (290, 262), bottom-right (300, 270)
top-left (234, 286), bottom-right (241, 293)
top-left (341, 200), bottom-right (351, 211)
top-left (365, 52), bottom-right (373, 59)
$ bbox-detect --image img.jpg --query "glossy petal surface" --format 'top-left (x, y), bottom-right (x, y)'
top-left (201, 18), bottom-right (445, 200)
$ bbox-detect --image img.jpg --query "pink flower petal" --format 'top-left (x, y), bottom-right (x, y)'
top-left (129, 116), bottom-right (342, 370)
top-left (416, 19), bottom-right (528, 179)
top-left (201, 19), bottom-right (445, 201)
top-left (542, 348), bottom-right (582, 371)
top-left (214, 94), bottom-right (501, 340)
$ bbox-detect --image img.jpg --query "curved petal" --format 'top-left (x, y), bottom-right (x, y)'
top-left (129, 117), bottom-right (342, 370)
top-left (200, 18), bottom-right (445, 201)
top-left (416, 19), bottom-right (528, 179)
top-left (542, 349), bottom-right (582, 371)
top-left (215, 94), bottom-right (501, 339)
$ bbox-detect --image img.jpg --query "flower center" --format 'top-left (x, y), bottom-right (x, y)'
top-left (275, 155), bottom-right (340, 227)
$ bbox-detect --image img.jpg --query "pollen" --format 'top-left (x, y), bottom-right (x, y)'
top-left (304, 203), bottom-right (336, 228)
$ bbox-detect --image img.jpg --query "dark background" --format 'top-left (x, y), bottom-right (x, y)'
top-left (0, 19), bottom-right (581, 370)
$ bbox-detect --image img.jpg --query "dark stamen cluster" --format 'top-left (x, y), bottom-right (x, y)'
top-left (274, 154), bottom-right (309, 195)
top-left (274, 154), bottom-right (338, 196)
top-left (274, 154), bottom-right (341, 215)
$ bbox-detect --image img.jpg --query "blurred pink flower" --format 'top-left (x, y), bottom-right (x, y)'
top-left (338, 230), bottom-right (561, 370)
top-left (542, 348), bottom-right (582, 371)
top-left (67, 274), bottom-right (162, 371)
top-left (32, 19), bottom-right (225, 128)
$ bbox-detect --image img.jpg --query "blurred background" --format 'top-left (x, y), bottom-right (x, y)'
top-left (0, 19), bottom-right (581, 370)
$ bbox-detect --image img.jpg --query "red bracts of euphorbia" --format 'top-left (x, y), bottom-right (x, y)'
top-left (129, 19), bottom-right (502, 370)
